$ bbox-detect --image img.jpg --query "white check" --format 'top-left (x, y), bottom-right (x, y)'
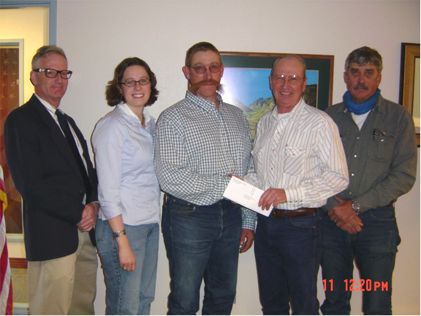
top-left (223, 177), bottom-right (273, 216)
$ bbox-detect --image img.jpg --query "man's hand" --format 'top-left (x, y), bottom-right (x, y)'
top-left (258, 188), bottom-right (287, 210)
top-left (239, 228), bottom-right (254, 253)
top-left (77, 202), bottom-right (98, 232)
top-left (328, 197), bottom-right (363, 234)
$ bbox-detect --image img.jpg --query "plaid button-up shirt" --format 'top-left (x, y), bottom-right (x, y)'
top-left (155, 91), bottom-right (255, 229)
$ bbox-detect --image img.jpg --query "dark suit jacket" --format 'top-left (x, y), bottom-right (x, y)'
top-left (4, 94), bottom-right (98, 261)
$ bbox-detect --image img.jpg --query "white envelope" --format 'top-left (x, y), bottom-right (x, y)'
top-left (223, 177), bottom-right (273, 216)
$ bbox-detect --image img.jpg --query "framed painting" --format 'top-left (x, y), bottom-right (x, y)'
top-left (399, 43), bottom-right (420, 147)
top-left (0, 40), bottom-right (24, 240)
top-left (220, 51), bottom-right (334, 138)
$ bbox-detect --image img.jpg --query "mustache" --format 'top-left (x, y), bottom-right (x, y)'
top-left (189, 79), bottom-right (222, 93)
top-left (353, 83), bottom-right (369, 90)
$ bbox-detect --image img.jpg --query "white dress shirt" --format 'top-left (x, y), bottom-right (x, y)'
top-left (92, 103), bottom-right (160, 225)
top-left (35, 94), bottom-right (87, 169)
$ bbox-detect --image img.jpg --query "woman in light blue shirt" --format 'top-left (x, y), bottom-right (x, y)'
top-left (92, 57), bottom-right (160, 315)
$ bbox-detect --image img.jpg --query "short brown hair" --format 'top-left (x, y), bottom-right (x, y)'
top-left (185, 41), bottom-right (221, 66)
top-left (105, 57), bottom-right (159, 107)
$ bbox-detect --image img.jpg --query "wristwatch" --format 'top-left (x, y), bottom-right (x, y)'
top-left (112, 229), bottom-right (127, 239)
top-left (351, 200), bottom-right (361, 214)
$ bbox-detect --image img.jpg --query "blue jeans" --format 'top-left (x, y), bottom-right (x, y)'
top-left (162, 195), bottom-right (242, 315)
top-left (320, 205), bottom-right (400, 315)
top-left (96, 219), bottom-right (159, 315)
top-left (254, 212), bottom-right (320, 315)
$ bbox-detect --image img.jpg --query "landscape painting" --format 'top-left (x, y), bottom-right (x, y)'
top-left (220, 52), bottom-right (333, 139)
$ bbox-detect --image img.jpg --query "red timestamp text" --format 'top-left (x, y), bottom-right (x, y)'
top-left (323, 279), bottom-right (389, 292)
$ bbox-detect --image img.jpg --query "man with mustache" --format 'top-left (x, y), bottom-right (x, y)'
top-left (155, 41), bottom-right (254, 314)
top-left (320, 46), bottom-right (417, 314)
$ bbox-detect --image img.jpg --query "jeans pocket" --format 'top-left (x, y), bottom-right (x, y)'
top-left (367, 207), bottom-right (395, 222)
top-left (168, 196), bottom-right (197, 214)
top-left (95, 219), bottom-right (107, 243)
top-left (289, 215), bottom-right (318, 229)
top-left (366, 228), bottom-right (400, 254)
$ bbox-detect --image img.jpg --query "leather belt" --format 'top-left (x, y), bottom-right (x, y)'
top-left (271, 207), bottom-right (316, 218)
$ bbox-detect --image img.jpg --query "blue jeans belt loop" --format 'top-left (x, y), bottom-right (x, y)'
top-left (271, 207), bottom-right (316, 218)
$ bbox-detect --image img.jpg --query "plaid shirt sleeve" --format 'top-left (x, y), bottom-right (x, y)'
top-left (241, 207), bottom-right (257, 230)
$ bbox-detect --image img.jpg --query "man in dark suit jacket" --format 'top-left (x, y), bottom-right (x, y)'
top-left (4, 45), bottom-right (98, 314)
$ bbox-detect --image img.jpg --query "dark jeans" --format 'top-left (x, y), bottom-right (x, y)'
top-left (254, 212), bottom-right (320, 315)
top-left (162, 195), bottom-right (242, 315)
top-left (320, 205), bottom-right (400, 315)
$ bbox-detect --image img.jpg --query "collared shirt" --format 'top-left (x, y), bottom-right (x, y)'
top-left (325, 95), bottom-right (417, 212)
top-left (36, 94), bottom-right (90, 204)
top-left (246, 98), bottom-right (349, 210)
top-left (155, 91), bottom-right (254, 229)
top-left (35, 94), bottom-right (87, 170)
top-left (92, 103), bottom-right (160, 225)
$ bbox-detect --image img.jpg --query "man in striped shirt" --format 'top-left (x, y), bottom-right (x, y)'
top-left (246, 55), bottom-right (349, 314)
top-left (154, 42), bottom-right (254, 315)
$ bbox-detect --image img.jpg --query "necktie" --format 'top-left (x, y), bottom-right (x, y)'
top-left (56, 110), bottom-right (96, 246)
top-left (55, 110), bottom-right (92, 199)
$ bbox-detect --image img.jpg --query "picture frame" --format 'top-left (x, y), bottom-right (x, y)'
top-left (0, 40), bottom-right (25, 240)
top-left (220, 51), bottom-right (334, 138)
top-left (399, 43), bottom-right (420, 147)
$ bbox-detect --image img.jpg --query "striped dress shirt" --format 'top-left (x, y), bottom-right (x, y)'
top-left (246, 99), bottom-right (349, 210)
top-left (154, 91), bottom-right (255, 229)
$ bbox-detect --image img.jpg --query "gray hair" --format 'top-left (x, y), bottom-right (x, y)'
top-left (345, 46), bottom-right (383, 72)
top-left (31, 45), bottom-right (67, 69)
top-left (270, 55), bottom-right (307, 79)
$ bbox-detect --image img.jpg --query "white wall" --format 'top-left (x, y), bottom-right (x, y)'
top-left (54, 0), bottom-right (419, 314)
top-left (0, 7), bottom-right (49, 104)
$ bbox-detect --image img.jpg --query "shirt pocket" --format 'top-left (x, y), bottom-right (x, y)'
top-left (368, 129), bottom-right (395, 163)
top-left (284, 146), bottom-right (306, 176)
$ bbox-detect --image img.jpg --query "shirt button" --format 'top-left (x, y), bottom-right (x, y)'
top-left (354, 154), bottom-right (358, 158)
top-left (356, 136), bottom-right (360, 140)
top-left (351, 173), bottom-right (355, 177)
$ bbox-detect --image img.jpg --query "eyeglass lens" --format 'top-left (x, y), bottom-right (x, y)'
top-left (121, 78), bottom-right (150, 87)
top-left (35, 68), bottom-right (72, 79)
top-left (190, 64), bottom-right (221, 74)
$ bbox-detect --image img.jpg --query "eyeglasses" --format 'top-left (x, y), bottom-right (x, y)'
top-left (33, 68), bottom-right (73, 79)
top-left (189, 63), bottom-right (222, 75)
top-left (272, 74), bottom-right (303, 85)
top-left (120, 78), bottom-right (151, 87)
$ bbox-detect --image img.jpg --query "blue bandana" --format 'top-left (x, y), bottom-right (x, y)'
top-left (343, 89), bottom-right (380, 115)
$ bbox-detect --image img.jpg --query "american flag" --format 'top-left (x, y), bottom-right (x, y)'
top-left (0, 172), bottom-right (13, 315)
